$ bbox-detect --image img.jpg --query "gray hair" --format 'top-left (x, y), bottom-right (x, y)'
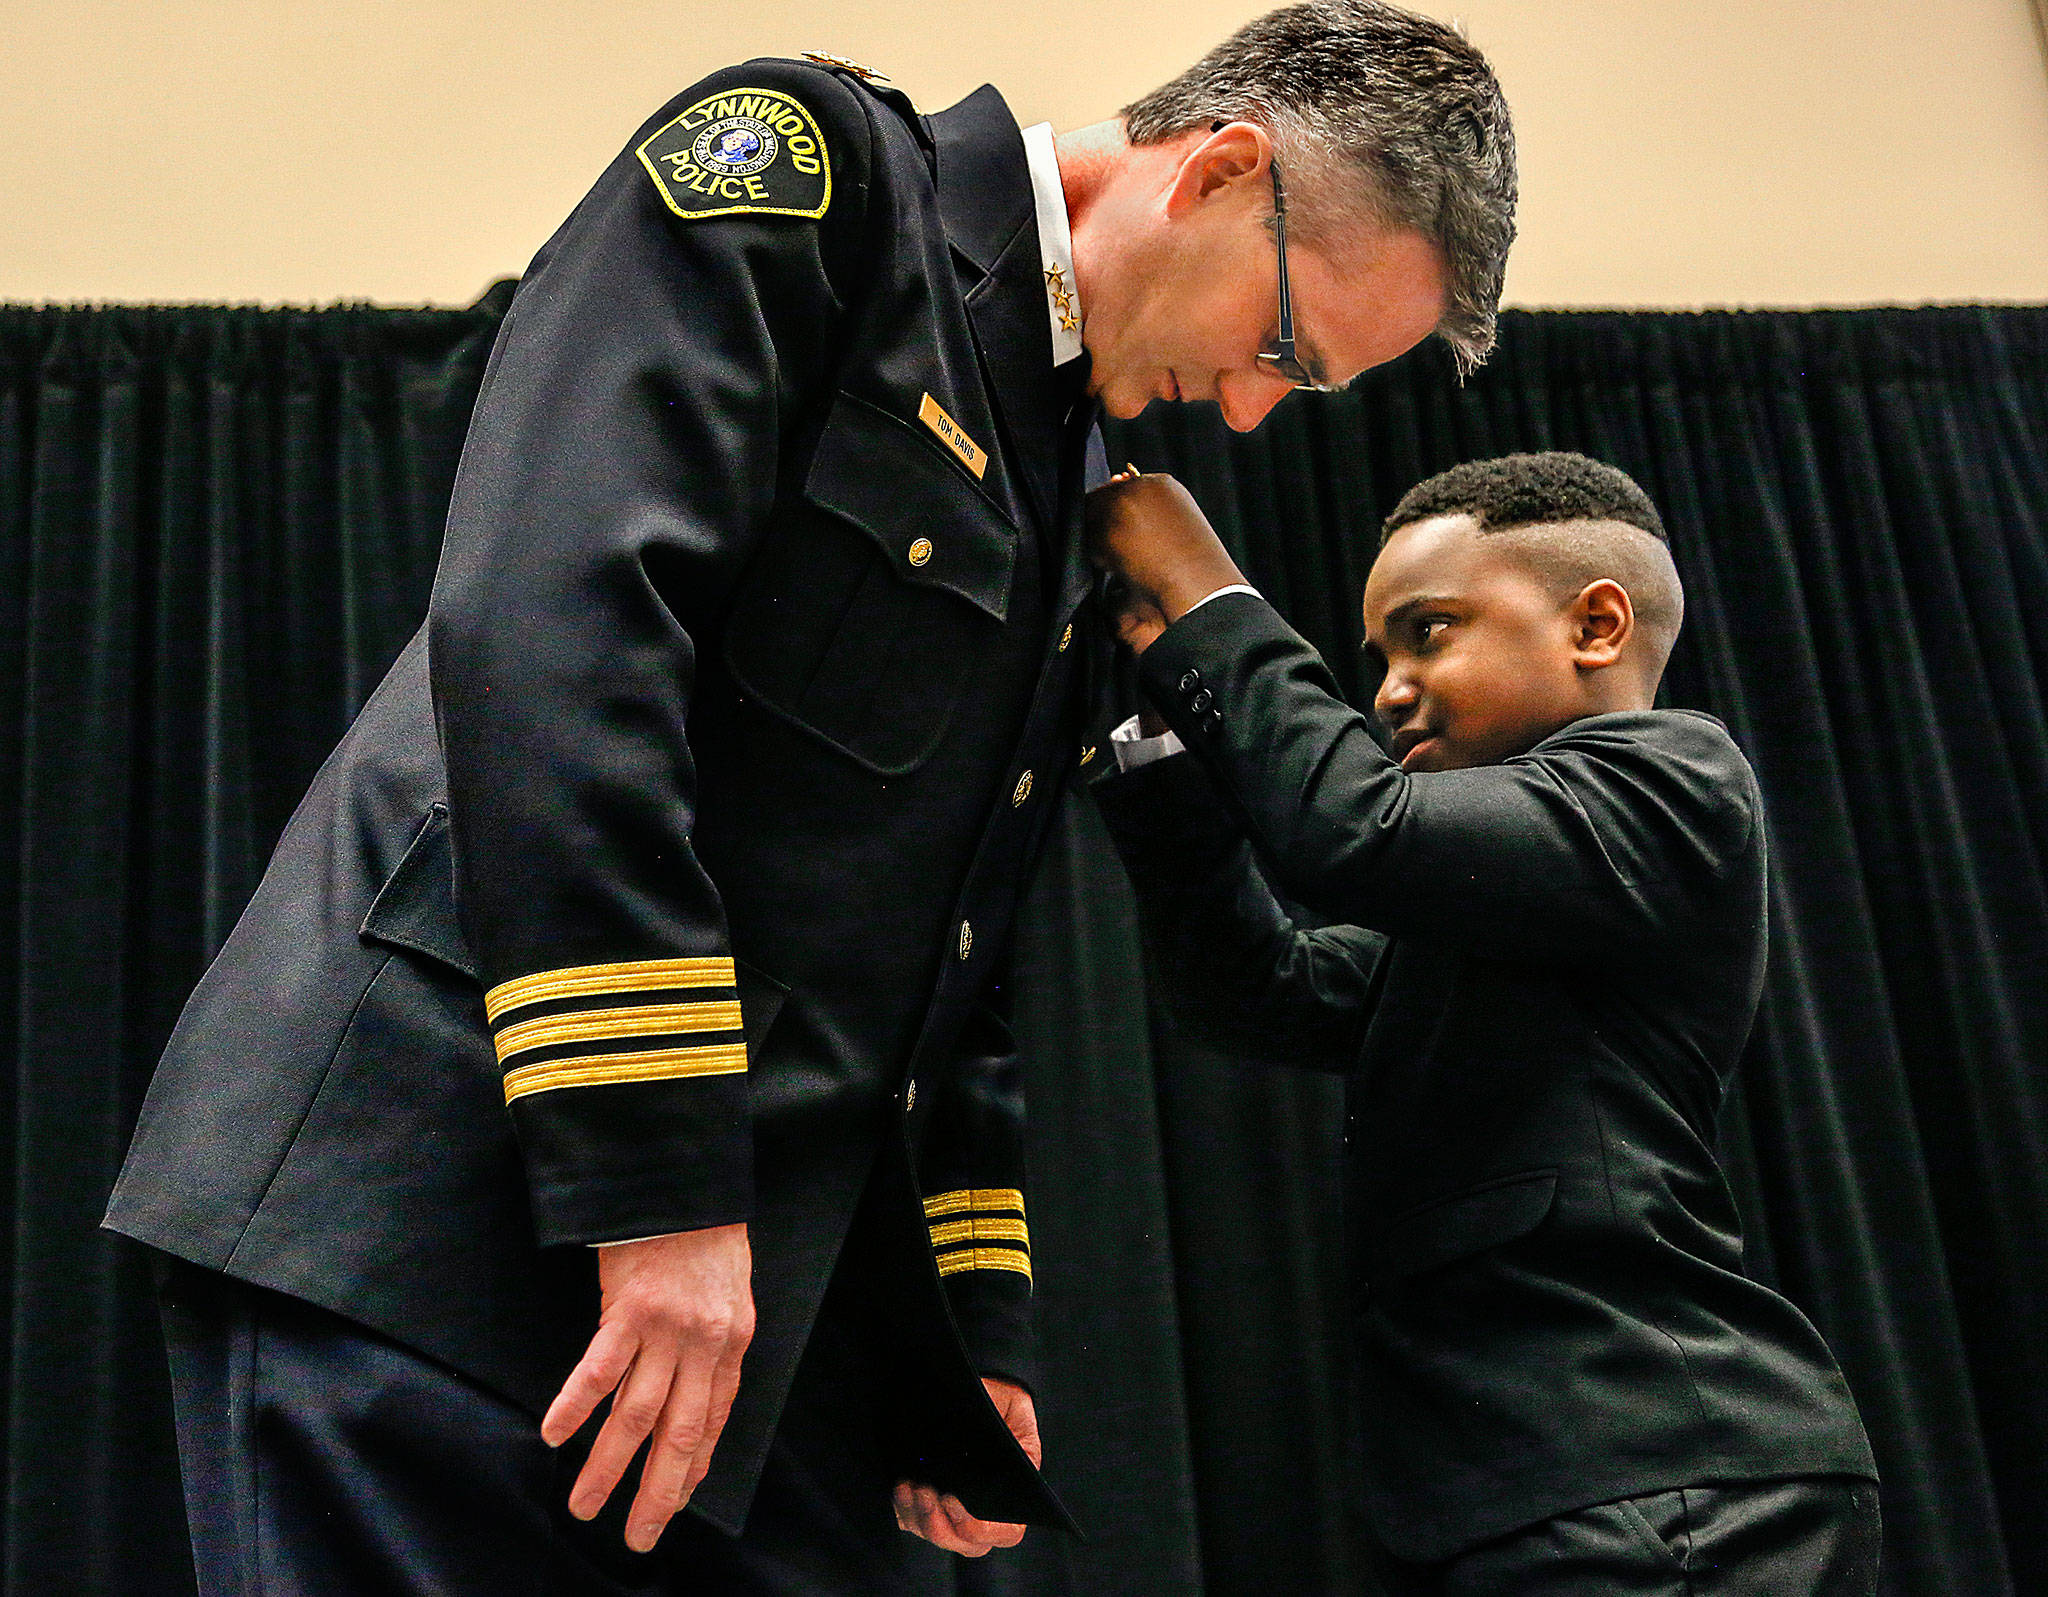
top-left (1123, 0), bottom-right (1517, 374)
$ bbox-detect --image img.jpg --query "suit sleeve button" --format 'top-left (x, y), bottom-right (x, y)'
top-left (1177, 669), bottom-right (1201, 693)
top-left (1202, 710), bottom-right (1224, 735)
top-left (1189, 688), bottom-right (1213, 713)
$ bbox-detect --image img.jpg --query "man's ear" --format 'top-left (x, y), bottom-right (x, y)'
top-left (1164, 121), bottom-right (1270, 219)
top-left (1571, 579), bottom-right (1635, 671)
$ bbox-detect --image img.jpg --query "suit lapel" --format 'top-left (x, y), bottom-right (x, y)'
top-left (929, 86), bottom-right (1066, 539)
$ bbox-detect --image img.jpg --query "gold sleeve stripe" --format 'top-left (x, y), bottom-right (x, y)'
top-left (921, 1188), bottom-right (1026, 1220)
top-left (928, 1216), bottom-right (1030, 1249)
top-left (486, 957), bottom-right (737, 1023)
top-left (492, 1001), bottom-right (744, 1064)
top-left (502, 1042), bottom-right (748, 1103)
top-left (934, 1247), bottom-right (1033, 1282)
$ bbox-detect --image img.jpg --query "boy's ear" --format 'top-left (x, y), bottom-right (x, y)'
top-left (1571, 579), bottom-right (1635, 670)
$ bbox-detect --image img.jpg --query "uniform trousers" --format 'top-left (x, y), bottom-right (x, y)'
top-left (157, 1255), bottom-right (948, 1596)
top-left (1366, 1476), bottom-right (1881, 1597)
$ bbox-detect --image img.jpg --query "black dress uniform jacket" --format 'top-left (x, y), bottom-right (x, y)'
top-left (107, 58), bottom-right (1093, 1535)
top-left (1095, 594), bottom-right (1876, 1563)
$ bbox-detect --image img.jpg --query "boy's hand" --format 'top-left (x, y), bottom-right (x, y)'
top-left (1086, 470), bottom-right (1247, 654)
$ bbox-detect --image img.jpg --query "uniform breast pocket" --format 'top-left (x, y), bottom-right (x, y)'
top-left (723, 391), bottom-right (1020, 777)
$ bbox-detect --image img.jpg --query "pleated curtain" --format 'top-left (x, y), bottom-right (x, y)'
top-left (1, 298), bottom-right (2042, 1596)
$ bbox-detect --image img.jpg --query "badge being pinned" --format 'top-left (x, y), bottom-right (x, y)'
top-left (638, 87), bottom-right (831, 220)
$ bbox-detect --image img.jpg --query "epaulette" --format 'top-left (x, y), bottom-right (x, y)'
top-left (800, 51), bottom-right (897, 92)
top-left (798, 51), bottom-right (932, 171)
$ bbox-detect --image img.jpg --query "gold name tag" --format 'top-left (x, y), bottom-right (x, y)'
top-left (918, 392), bottom-right (988, 479)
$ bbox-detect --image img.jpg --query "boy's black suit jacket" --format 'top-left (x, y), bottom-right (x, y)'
top-left (1094, 593), bottom-right (1874, 1562)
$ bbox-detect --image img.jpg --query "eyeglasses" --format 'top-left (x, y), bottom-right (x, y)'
top-left (1256, 161), bottom-right (1346, 395)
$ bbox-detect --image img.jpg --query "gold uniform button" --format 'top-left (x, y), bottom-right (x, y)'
top-left (908, 538), bottom-right (934, 567)
top-left (1058, 623), bottom-right (1073, 653)
top-left (958, 921), bottom-right (974, 960)
top-left (1012, 770), bottom-right (1034, 807)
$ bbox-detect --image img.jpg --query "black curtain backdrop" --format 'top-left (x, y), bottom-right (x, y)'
top-left (1, 297), bottom-right (2042, 1596)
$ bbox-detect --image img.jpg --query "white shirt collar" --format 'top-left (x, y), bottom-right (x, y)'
top-left (1020, 122), bottom-right (1085, 367)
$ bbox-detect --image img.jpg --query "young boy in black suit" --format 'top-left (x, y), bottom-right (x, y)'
top-left (1087, 453), bottom-right (1880, 1595)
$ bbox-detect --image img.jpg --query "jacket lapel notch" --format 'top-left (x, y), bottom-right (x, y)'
top-left (931, 85), bottom-right (1065, 537)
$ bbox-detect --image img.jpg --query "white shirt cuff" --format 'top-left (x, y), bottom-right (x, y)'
top-left (1183, 583), bottom-right (1260, 616)
top-left (1110, 713), bottom-right (1185, 772)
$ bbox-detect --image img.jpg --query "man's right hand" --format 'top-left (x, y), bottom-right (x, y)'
top-left (542, 1223), bottom-right (755, 1553)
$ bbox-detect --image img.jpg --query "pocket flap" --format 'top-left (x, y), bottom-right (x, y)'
top-left (359, 804), bottom-right (478, 981)
top-left (805, 390), bottom-right (1017, 621)
top-left (1376, 1169), bottom-right (1558, 1280)
top-left (733, 958), bottom-right (790, 1059)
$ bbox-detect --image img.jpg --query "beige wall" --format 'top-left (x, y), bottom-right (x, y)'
top-left (4, 0), bottom-right (2046, 308)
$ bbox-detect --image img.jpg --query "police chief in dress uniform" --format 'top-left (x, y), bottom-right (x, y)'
top-left (104, 6), bottom-right (1516, 1591)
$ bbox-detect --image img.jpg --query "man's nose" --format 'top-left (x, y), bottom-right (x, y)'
top-left (1216, 370), bottom-right (1290, 433)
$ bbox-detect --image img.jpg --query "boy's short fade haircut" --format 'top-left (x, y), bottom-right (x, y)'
top-left (1382, 452), bottom-right (1665, 546)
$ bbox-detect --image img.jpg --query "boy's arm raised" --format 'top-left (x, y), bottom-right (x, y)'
top-left (1092, 744), bottom-right (1383, 1070)
top-left (1132, 595), bottom-right (1761, 973)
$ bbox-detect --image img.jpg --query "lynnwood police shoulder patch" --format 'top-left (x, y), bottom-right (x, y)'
top-left (637, 87), bottom-right (832, 220)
